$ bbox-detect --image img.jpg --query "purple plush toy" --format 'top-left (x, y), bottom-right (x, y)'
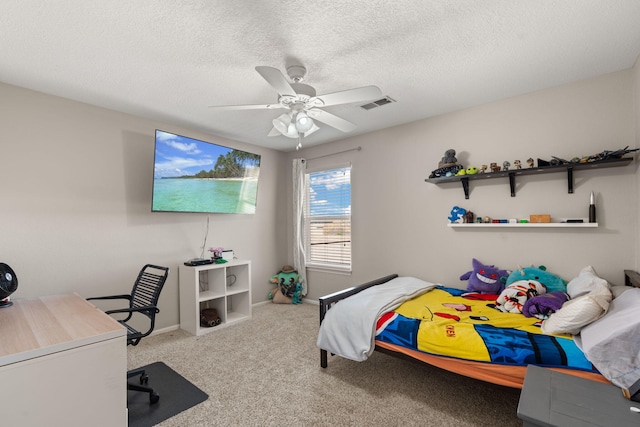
top-left (460, 258), bottom-right (510, 294)
top-left (522, 291), bottom-right (570, 320)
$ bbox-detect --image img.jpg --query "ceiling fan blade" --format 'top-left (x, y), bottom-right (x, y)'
top-left (311, 85), bottom-right (382, 107)
top-left (307, 109), bottom-right (357, 133)
top-left (255, 66), bottom-right (297, 97)
top-left (208, 103), bottom-right (283, 110)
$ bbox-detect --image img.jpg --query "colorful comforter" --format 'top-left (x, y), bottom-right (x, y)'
top-left (375, 286), bottom-right (596, 371)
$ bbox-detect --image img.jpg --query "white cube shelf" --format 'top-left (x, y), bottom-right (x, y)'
top-left (179, 260), bottom-right (251, 336)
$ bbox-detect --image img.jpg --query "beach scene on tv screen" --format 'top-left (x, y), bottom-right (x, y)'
top-left (152, 130), bottom-right (261, 214)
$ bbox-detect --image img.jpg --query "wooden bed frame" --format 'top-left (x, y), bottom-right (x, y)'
top-left (318, 272), bottom-right (634, 388)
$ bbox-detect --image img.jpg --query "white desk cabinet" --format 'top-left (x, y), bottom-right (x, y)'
top-left (179, 260), bottom-right (252, 335)
top-left (0, 293), bottom-right (127, 426)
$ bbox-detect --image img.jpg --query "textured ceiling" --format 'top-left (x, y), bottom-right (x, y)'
top-left (2, 1), bottom-right (640, 151)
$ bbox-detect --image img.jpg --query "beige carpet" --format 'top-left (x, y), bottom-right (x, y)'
top-left (128, 302), bottom-right (523, 426)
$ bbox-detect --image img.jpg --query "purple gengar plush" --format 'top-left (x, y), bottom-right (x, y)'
top-left (460, 258), bottom-right (509, 294)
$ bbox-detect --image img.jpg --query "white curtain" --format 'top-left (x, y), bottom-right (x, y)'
top-left (292, 158), bottom-right (307, 295)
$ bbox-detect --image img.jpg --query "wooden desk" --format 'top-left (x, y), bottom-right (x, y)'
top-left (0, 293), bottom-right (127, 426)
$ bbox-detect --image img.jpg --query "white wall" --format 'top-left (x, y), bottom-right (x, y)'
top-left (291, 69), bottom-right (638, 299)
top-left (0, 82), bottom-right (289, 330)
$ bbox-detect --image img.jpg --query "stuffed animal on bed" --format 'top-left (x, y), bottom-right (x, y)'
top-left (460, 258), bottom-right (510, 294)
top-left (495, 280), bottom-right (546, 313)
top-left (505, 265), bottom-right (567, 293)
top-left (522, 291), bottom-right (570, 319)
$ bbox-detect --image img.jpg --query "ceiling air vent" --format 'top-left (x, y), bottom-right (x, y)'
top-left (360, 96), bottom-right (396, 110)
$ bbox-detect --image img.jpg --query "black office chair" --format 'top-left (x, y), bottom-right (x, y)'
top-left (88, 264), bottom-right (170, 404)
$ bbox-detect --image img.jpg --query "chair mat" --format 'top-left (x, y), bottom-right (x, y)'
top-left (128, 361), bottom-right (209, 427)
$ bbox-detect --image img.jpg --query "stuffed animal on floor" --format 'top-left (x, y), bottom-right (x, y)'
top-left (495, 280), bottom-right (546, 314)
top-left (268, 287), bottom-right (292, 304)
top-left (505, 265), bottom-right (567, 293)
top-left (460, 258), bottom-right (510, 294)
top-left (291, 282), bottom-right (303, 305)
top-left (269, 265), bottom-right (303, 304)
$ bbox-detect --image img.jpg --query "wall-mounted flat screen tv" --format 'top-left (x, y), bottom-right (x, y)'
top-left (152, 130), bottom-right (261, 214)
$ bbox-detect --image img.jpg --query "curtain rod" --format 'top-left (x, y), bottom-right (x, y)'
top-left (306, 146), bottom-right (362, 161)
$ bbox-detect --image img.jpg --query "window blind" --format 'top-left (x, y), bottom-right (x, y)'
top-left (304, 166), bottom-right (351, 271)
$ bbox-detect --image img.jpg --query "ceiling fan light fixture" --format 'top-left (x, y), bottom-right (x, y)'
top-left (303, 123), bottom-right (320, 137)
top-left (273, 111), bottom-right (311, 138)
top-left (272, 113), bottom-right (292, 134)
top-left (295, 112), bottom-right (314, 133)
top-left (284, 121), bottom-right (300, 138)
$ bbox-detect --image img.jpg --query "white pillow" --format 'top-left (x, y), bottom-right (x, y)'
top-left (541, 285), bottom-right (612, 335)
top-left (566, 266), bottom-right (609, 299)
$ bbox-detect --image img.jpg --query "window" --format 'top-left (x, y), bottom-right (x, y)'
top-left (304, 165), bottom-right (351, 272)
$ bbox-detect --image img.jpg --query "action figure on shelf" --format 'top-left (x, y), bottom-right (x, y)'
top-left (580, 146), bottom-right (638, 162)
top-left (464, 211), bottom-right (475, 223)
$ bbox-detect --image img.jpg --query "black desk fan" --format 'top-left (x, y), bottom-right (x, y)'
top-left (0, 263), bottom-right (18, 308)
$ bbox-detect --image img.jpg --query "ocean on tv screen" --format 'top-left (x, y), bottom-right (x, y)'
top-left (152, 177), bottom-right (258, 214)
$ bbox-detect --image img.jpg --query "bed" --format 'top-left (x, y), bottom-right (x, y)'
top-left (318, 271), bottom-right (640, 389)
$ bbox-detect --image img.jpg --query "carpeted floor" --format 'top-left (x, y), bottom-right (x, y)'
top-left (127, 302), bottom-right (523, 426)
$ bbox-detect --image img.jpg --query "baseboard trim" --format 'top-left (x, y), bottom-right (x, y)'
top-left (252, 300), bottom-right (271, 307)
top-left (151, 324), bottom-right (180, 336)
top-left (252, 298), bottom-right (318, 306)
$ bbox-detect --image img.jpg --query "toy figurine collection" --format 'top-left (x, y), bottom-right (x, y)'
top-left (428, 146), bottom-right (638, 179)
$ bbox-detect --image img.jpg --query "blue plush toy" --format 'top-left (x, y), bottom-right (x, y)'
top-left (291, 282), bottom-right (303, 304)
top-left (460, 258), bottom-right (510, 294)
top-left (504, 265), bottom-right (567, 293)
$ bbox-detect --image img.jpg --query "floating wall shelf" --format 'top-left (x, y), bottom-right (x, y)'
top-left (425, 157), bottom-right (633, 199)
top-left (448, 222), bottom-right (598, 228)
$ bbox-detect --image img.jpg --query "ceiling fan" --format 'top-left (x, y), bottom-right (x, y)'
top-left (209, 65), bottom-right (383, 143)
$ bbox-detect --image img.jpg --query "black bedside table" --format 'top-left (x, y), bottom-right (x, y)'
top-left (517, 365), bottom-right (640, 426)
